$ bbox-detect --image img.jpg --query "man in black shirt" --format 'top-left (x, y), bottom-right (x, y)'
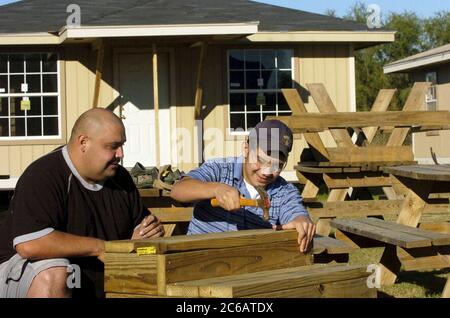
top-left (0, 108), bottom-right (164, 298)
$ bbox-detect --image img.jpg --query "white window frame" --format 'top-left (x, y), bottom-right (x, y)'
top-left (227, 49), bottom-right (294, 136)
top-left (425, 71), bottom-right (437, 111)
top-left (0, 52), bottom-right (61, 141)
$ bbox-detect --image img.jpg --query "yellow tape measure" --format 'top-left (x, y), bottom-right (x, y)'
top-left (136, 246), bottom-right (157, 255)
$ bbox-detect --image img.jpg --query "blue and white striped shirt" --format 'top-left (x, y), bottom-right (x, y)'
top-left (186, 157), bottom-right (309, 235)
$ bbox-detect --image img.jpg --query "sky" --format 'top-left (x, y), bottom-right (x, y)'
top-left (0, 0), bottom-right (448, 19)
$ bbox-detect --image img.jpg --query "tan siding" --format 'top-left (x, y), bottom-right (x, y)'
top-left (0, 147), bottom-right (9, 175)
top-left (20, 146), bottom-right (33, 173)
top-left (32, 145), bottom-right (45, 161)
top-left (8, 146), bottom-right (21, 177)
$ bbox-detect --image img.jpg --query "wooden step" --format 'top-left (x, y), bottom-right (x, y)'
top-left (313, 235), bottom-right (357, 255)
top-left (166, 264), bottom-right (375, 298)
top-left (331, 218), bottom-right (450, 248)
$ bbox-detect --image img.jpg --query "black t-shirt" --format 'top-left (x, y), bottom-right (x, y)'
top-left (0, 146), bottom-right (147, 297)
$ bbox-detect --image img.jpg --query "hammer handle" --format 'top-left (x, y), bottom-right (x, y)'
top-left (210, 197), bottom-right (259, 207)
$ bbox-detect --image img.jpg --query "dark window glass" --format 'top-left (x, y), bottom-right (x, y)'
top-left (263, 93), bottom-right (276, 112)
top-left (25, 54), bottom-right (41, 73)
top-left (245, 70), bottom-right (259, 89)
top-left (261, 70), bottom-right (276, 89)
top-left (43, 117), bottom-right (58, 136)
top-left (26, 74), bottom-right (41, 93)
top-left (260, 50), bottom-right (276, 69)
top-left (10, 75), bottom-right (24, 94)
top-left (277, 50), bottom-right (292, 69)
top-left (278, 92), bottom-right (290, 111)
top-left (246, 93), bottom-right (259, 111)
top-left (246, 113), bottom-right (261, 130)
top-left (42, 74), bottom-right (57, 92)
top-left (27, 117), bottom-right (42, 136)
top-left (10, 97), bottom-right (24, 116)
top-left (28, 97), bottom-right (42, 116)
top-left (229, 71), bottom-right (244, 89)
top-left (229, 50), bottom-right (244, 69)
top-left (0, 118), bottom-right (8, 136)
top-left (229, 93), bottom-right (244, 112)
top-left (42, 53), bottom-right (57, 72)
top-left (278, 71), bottom-right (292, 89)
top-left (9, 54), bottom-right (24, 73)
top-left (230, 114), bottom-right (245, 131)
top-left (0, 55), bottom-right (7, 73)
top-left (10, 117), bottom-right (25, 136)
top-left (245, 51), bottom-right (260, 69)
top-left (43, 96), bottom-right (58, 115)
top-left (0, 97), bottom-right (7, 116)
top-left (0, 75), bottom-right (7, 92)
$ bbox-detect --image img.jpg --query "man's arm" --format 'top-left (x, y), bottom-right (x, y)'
top-left (15, 231), bottom-right (104, 261)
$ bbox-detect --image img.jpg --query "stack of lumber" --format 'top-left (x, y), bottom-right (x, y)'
top-left (104, 229), bottom-right (375, 298)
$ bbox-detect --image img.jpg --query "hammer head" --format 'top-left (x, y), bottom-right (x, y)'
top-left (256, 186), bottom-right (270, 221)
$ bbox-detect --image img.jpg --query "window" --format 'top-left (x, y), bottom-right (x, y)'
top-left (0, 53), bottom-right (60, 140)
top-left (425, 71), bottom-right (437, 111)
top-left (228, 49), bottom-right (293, 132)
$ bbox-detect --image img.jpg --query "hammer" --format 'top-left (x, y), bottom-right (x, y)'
top-left (210, 186), bottom-right (271, 221)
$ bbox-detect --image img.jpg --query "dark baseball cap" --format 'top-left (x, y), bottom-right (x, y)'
top-left (248, 120), bottom-right (293, 158)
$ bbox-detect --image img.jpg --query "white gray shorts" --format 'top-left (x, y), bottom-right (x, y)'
top-left (0, 254), bottom-right (70, 298)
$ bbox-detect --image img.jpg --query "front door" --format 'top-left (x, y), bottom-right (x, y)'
top-left (116, 51), bottom-right (171, 168)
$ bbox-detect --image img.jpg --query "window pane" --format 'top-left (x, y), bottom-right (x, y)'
top-left (229, 71), bottom-right (244, 89)
top-left (28, 97), bottom-right (42, 116)
top-left (10, 117), bottom-right (25, 137)
top-left (260, 50), bottom-right (276, 69)
top-left (9, 54), bottom-right (24, 73)
top-left (245, 70), bottom-right (259, 89)
top-left (229, 93), bottom-right (244, 112)
top-left (263, 93), bottom-right (276, 112)
top-left (10, 75), bottom-right (24, 94)
top-left (27, 117), bottom-right (42, 136)
top-left (42, 74), bottom-right (57, 92)
top-left (0, 97), bottom-right (7, 116)
top-left (261, 70), bottom-right (276, 89)
top-left (0, 118), bottom-right (8, 136)
top-left (25, 54), bottom-right (41, 73)
top-left (26, 74), bottom-right (41, 93)
top-left (247, 113), bottom-right (261, 130)
top-left (278, 70), bottom-right (292, 89)
top-left (246, 93), bottom-right (259, 111)
top-left (230, 113), bottom-right (245, 131)
top-left (278, 92), bottom-right (290, 111)
top-left (43, 96), bottom-right (58, 115)
top-left (0, 75), bottom-right (7, 92)
top-left (263, 112), bottom-right (277, 121)
top-left (43, 117), bottom-right (58, 136)
top-left (277, 50), bottom-right (292, 69)
top-left (10, 97), bottom-right (24, 116)
top-left (42, 53), bottom-right (57, 72)
top-left (229, 50), bottom-right (244, 70)
top-left (0, 54), bottom-right (7, 73)
top-left (245, 51), bottom-right (260, 69)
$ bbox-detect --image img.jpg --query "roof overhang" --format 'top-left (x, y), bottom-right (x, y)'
top-left (0, 32), bottom-right (60, 45)
top-left (384, 49), bottom-right (450, 74)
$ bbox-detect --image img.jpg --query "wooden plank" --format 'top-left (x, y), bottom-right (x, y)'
top-left (384, 165), bottom-right (450, 182)
top-left (163, 224), bottom-right (177, 237)
top-left (357, 217), bottom-right (450, 246)
top-left (443, 277), bottom-right (450, 298)
top-left (150, 207), bottom-right (193, 223)
top-left (330, 219), bottom-right (431, 248)
top-left (166, 264), bottom-right (369, 298)
top-left (152, 44), bottom-right (160, 168)
top-left (397, 246), bottom-right (450, 271)
top-left (419, 222), bottom-right (450, 234)
top-left (362, 89), bottom-right (397, 144)
top-left (194, 42), bottom-right (206, 119)
top-left (327, 146), bottom-right (413, 164)
top-left (92, 41), bottom-right (104, 108)
top-left (306, 83), bottom-right (354, 147)
top-left (323, 172), bottom-right (393, 189)
top-left (105, 229), bottom-right (299, 254)
top-left (313, 236), bottom-right (357, 254)
top-left (282, 89), bottom-right (330, 161)
top-left (334, 229), bottom-right (387, 249)
top-left (387, 82), bottom-right (431, 146)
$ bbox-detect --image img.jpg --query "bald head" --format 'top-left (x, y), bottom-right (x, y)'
top-left (69, 108), bottom-right (123, 144)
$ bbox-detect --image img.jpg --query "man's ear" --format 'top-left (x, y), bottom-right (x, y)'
top-left (77, 134), bottom-right (88, 153)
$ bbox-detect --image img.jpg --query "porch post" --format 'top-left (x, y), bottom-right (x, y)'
top-left (152, 43), bottom-right (160, 169)
top-left (92, 39), bottom-right (104, 108)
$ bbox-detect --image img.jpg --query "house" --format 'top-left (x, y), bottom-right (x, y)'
top-left (384, 44), bottom-right (450, 164)
top-left (0, 0), bottom-right (395, 189)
